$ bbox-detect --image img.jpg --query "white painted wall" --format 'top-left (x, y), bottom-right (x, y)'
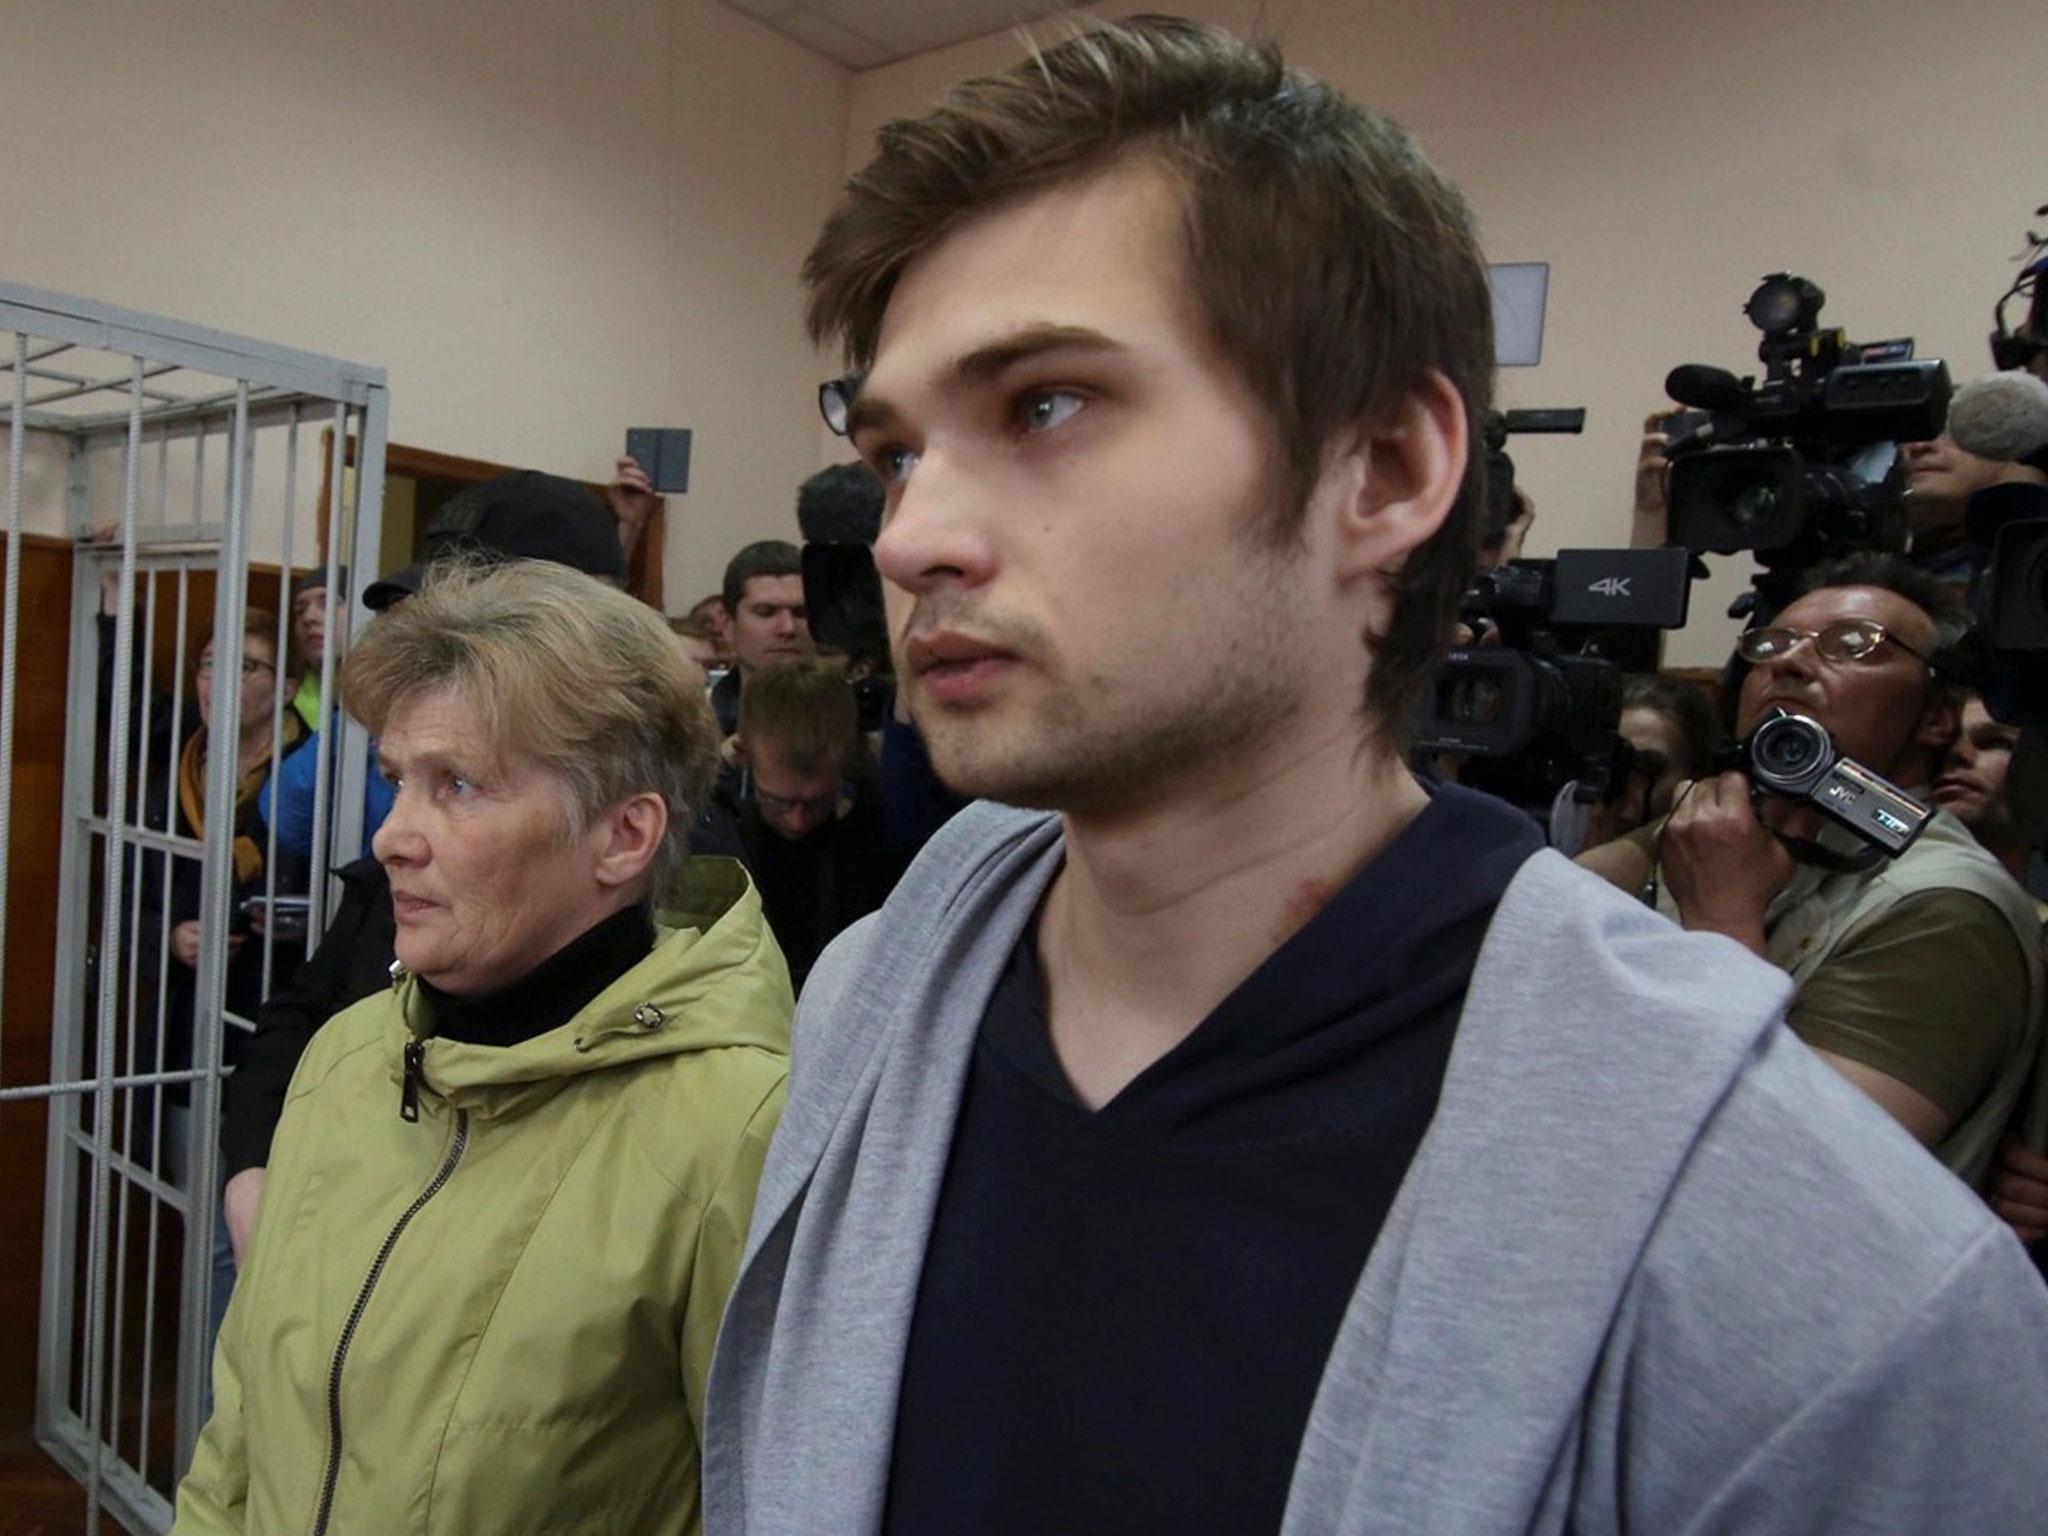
top-left (2, 0), bottom-right (850, 609)
top-left (839, 0), bottom-right (2048, 664)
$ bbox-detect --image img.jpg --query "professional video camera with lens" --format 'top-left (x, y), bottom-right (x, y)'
top-left (1415, 408), bottom-right (1694, 818)
top-left (1662, 273), bottom-right (1952, 623)
top-left (1962, 392), bottom-right (2048, 726)
top-left (1948, 206), bottom-right (2048, 863)
top-left (1414, 545), bottom-right (1694, 814)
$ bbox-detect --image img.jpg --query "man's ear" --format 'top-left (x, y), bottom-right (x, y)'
top-left (728, 732), bottom-right (750, 768)
top-left (1913, 688), bottom-right (1962, 753)
top-left (593, 791), bottom-right (669, 891)
top-left (1329, 369), bottom-right (1470, 586)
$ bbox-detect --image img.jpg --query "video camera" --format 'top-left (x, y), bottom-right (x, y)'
top-left (1971, 211), bottom-right (2048, 729)
top-left (1971, 481), bottom-right (2048, 850)
top-left (1729, 709), bottom-right (1931, 858)
top-left (1960, 475), bottom-right (2048, 862)
top-left (1941, 205), bottom-right (2048, 855)
top-left (1989, 204), bottom-right (2048, 374)
top-left (1480, 406), bottom-right (1586, 547)
top-left (1413, 546), bottom-right (1694, 809)
top-left (1662, 274), bottom-right (1951, 617)
top-left (1977, 482), bottom-right (2048, 664)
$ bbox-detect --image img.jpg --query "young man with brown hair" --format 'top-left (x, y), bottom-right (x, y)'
top-left (704, 19), bottom-right (2048, 1536)
top-left (698, 659), bottom-right (903, 989)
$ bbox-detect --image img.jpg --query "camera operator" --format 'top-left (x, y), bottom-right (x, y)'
top-left (1580, 553), bottom-right (2042, 1187)
top-left (1901, 430), bottom-right (2048, 584)
top-left (1629, 409), bottom-right (1682, 550)
top-left (1576, 674), bottom-right (1721, 851)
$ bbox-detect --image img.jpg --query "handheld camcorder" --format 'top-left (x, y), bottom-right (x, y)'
top-left (1414, 546), bottom-right (1694, 808)
top-left (1732, 709), bottom-right (1931, 857)
top-left (1662, 274), bottom-right (1950, 608)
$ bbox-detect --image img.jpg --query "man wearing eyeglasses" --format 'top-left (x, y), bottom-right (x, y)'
top-left (1581, 553), bottom-right (2041, 1189)
top-left (697, 658), bottom-right (904, 992)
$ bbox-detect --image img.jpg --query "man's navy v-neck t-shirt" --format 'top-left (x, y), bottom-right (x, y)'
top-left (881, 783), bottom-right (1543, 1536)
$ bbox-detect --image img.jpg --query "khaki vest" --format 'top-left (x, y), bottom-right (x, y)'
top-left (1656, 808), bottom-right (2042, 1188)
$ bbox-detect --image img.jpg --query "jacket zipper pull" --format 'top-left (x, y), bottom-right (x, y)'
top-left (400, 1039), bottom-right (424, 1123)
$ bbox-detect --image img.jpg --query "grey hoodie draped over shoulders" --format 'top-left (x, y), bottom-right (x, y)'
top-left (706, 801), bottom-right (2048, 1536)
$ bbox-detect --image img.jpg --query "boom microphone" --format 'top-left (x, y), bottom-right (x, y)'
top-left (1664, 364), bottom-right (1750, 413)
top-left (1946, 371), bottom-right (2048, 471)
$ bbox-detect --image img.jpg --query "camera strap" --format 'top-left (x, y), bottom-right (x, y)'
top-left (1771, 828), bottom-right (1887, 876)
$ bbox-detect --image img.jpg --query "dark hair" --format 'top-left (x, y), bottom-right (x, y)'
top-left (738, 659), bottom-right (858, 776)
top-left (202, 607), bottom-right (303, 688)
top-left (797, 462), bottom-right (885, 546)
top-left (722, 540), bottom-right (803, 618)
top-left (1794, 551), bottom-right (1970, 646)
top-left (1784, 550), bottom-right (1972, 724)
top-left (1621, 674), bottom-right (1719, 779)
top-left (802, 14), bottom-right (1496, 732)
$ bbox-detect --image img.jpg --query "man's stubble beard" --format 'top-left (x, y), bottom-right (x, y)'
top-left (905, 535), bottom-right (1315, 818)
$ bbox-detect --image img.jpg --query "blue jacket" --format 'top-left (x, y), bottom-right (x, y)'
top-left (256, 731), bottom-right (394, 860)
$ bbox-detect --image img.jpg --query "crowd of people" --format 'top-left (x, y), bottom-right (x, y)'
top-left (121, 15), bottom-right (2048, 1535)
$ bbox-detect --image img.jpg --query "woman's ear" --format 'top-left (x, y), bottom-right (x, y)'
top-left (593, 792), bottom-right (669, 891)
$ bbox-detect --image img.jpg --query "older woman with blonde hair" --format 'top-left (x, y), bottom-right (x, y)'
top-left (173, 560), bottom-right (791, 1536)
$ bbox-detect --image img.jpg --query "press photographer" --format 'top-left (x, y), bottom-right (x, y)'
top-left (1900, 370), bottom-right (2048, 585)
top-left (1579, 553), bottom-right (2042, 1188)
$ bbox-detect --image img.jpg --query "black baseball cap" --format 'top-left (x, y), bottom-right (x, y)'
top-left (363, 470), bottom-right (626, 611)
top-left (290, 566), bottom-right (348, 602)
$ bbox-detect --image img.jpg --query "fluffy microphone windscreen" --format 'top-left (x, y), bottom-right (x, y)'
top-left (1946, 371), bottom-right (2048, 462)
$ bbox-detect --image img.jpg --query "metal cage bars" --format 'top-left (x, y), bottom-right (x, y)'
top-left (0, 282), bottom-right (386, 1534)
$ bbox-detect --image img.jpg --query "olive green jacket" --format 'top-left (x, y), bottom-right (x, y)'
top-left (173, 859), bottom-right (791, 1536)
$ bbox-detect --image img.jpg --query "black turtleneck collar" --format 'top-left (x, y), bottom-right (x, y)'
top-left (418, 902), bottom-right (657, 1049)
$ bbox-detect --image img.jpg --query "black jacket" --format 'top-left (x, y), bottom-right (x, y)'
top-left (695, 782), bottom-right (905, 994)
top-left (218, 856), bottom-right (396, 1177)
top-left (137, 766), bottom-right (309, 1073)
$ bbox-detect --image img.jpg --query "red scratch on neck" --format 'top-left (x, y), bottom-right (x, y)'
top-left (1273, 878), bottom-right (1339, 947)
